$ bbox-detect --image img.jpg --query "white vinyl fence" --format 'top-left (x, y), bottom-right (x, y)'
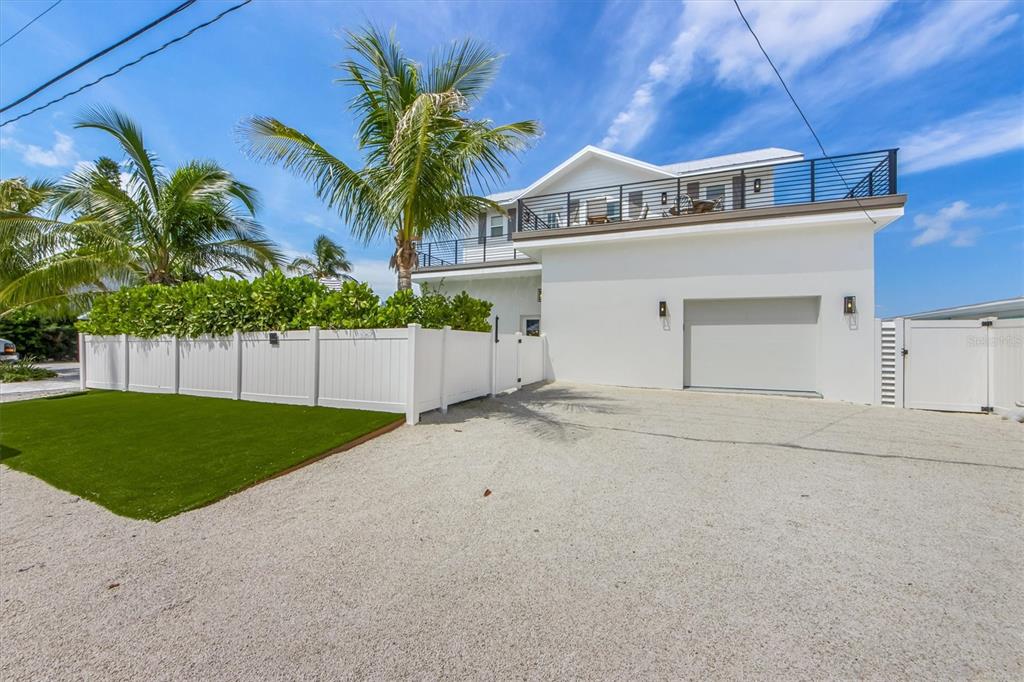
top-left (876, 317), bottom-right (1023, 413)
top-left (80, 325), bottom-right (549, 424)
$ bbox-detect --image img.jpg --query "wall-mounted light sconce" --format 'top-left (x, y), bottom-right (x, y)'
top-left (537, 288), bottom-right (542, 303)
top-left (660, 192), bottom-right (668, 205)
top-left (843, 296), bottom-right (857, 315)
top-left (659, 301), bottom-right (668, 318)
top-left (753, 178), bottom-right (762, 193)
top-left (269, 332), bottom-right (280, 346)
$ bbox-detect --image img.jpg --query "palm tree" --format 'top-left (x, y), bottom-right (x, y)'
top-left (240, 27), bottom-right (540, 290)
top-left (0, 108), bottom-right (283, 314)
top-left (288, 234), bottom-right (353, 279)
top-left (0, 178), bottom-right (57, 312)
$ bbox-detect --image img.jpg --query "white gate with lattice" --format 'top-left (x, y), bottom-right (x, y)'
top-left (876, 317), bottom-right (1023, 412)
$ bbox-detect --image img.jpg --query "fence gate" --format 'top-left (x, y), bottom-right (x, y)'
top-left (905, 320), bottom-right (989, 412)
top-left (878, 318), bottom-right (1024, 413)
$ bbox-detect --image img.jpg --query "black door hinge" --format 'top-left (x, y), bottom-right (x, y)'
top-left (518, 338), bottom-right (522, 344)
top-left (981, 406), bottom-right (994, 413)
top-left (981, 320), bottom-right (993, 326)
top-left (901, 348), bottom-right (909, 356)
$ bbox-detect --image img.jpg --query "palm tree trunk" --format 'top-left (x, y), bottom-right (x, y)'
top-left (394, 234), bottom-right (417, 290)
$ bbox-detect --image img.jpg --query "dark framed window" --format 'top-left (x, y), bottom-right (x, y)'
top-left (524, 318), bottom-right (541, 336)
top-left (628, 190), bottom-right (643, 217)
top-left (489, 215), bottom-right (504, 237)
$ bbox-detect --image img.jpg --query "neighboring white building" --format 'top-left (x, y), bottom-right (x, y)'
top-left (896, 297), bottom-right (1024, 320)
top-left (414, 145), bottom-right (906, 404)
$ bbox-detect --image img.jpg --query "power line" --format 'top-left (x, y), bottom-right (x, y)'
top-left (0, 0), bottom-right (63, 48)
top-left (1, 0), bottom-right (197, 114)
top-left (731, 0), bottom-right (876, 224)
top-left (0, 0), bottom-right (253, 128)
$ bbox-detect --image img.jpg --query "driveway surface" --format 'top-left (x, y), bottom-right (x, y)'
top-left (1, 362), bottom-right (80, 403)
top-left (1, 383), bottom-right (1021, 680)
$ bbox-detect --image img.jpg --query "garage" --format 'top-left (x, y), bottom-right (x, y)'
top-left (684, 297), bottom-right (820, 393)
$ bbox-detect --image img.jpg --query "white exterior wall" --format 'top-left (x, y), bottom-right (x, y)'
top-left (539, 223), bottom-right (876, 403)
top-left (432, 274), bottom-right (542, 336)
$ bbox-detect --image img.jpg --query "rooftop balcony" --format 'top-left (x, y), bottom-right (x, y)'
top-left (417, 148), bottom-right (898, 271)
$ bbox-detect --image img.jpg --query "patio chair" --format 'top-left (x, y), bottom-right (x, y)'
top-left (586, 198), bottom-right (608, 225)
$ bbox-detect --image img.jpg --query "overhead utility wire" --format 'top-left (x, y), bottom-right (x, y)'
top-left (731, 0), bottom-right (877, 224)
top-left (0, 0), bottom-right (253, 129)
top-left (0, 0), bottom-right (63, 48)
top-left (0, 0), bottom-right (197, 114)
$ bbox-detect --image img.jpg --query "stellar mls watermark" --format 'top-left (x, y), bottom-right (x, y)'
top-left (967, 334), bottom-right (1022, 347)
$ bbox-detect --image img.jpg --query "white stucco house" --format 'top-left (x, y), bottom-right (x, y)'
top-left (413, 145), bottom-right (906, 404)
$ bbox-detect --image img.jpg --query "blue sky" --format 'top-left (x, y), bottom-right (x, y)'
top-left (1, 0), bottom-right (1021, 314)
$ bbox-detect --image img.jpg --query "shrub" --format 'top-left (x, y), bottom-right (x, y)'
top-left (77, 274), bottom-right (493, 337)
top-left (0, 309), bottom-right (79, 361)
top-left (0, 356), bottom-right (58, 383)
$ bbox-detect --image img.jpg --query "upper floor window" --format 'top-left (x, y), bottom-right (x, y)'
top-left (490, 215), bottom-right (504, 237)
top-left (706, 185), bottom-right (726, 202)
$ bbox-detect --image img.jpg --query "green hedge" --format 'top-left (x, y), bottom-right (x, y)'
top-left (0, 309), bottom-right (79, 361)
top-left (76, 271), bottom-right (493, 337)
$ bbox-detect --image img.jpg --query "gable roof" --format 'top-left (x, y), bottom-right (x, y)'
top-left (487, 145), bottom-right (805, 204)
top-left (512, 145), bottom-right (678, 200)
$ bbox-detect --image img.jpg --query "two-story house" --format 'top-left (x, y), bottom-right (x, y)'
top-left (413, 145), bottom-right (906, 404)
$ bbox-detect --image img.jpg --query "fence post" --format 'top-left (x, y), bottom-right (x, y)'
top-left (515, 331), bottom-right (523, 390)
top-left (121, 333), bottom-right (130, 391)
top-left (894, 318), bottom-right (906, 408)
top-left (310, 326), bottom-right (320, 407)
top-left (405, 323), bottom-right (420, 425)
top-left (78, 333), bottom-right (87, 390)
top-left (440, 325), bottom-right (450, 414)
top-left (233, 329), bottom-right (243, 400)
top-left (489, 319), bottom-right (498, 396)
top-left (984, 317), bottom-right (996, 412)
top-left (540, 332), bottom-right (549, 381)
top-left (172, 335), bottom-right (180, 394)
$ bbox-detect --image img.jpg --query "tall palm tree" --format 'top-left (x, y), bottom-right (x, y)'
top-left (288, 234), bottom-right (353, 279)
top-left (0, 178), bottom-right (58, 311)
top-left (0, 108), bottom-right (283, 315)
top-left (240, 27), bottom-right (540, 290)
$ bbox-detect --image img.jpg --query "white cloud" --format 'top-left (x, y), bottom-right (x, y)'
top-left (600, 0), bottom-right (890, 151)
top-left (302, 214), bottom-right (324, 228)
top-left (871, 0), bottom-right (1018, 82)
top-left (911, 201), bottom-right (1007, 247)
top-left (900, 98), bottom-right (1024, 174)
top-left (1, 130), bottom-right (79, 168)
top-left (349, 258), bottom-right (397, 298)
top-left (686, 1), bottom-right (1018, 161)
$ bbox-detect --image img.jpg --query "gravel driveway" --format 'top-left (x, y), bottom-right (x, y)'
top-left (2, 383), bottom-right (1021, 680)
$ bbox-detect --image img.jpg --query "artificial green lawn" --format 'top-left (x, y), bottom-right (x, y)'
top-left (0, 391), bottom-right (402, 521)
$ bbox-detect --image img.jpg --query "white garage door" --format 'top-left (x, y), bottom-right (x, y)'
top-left (684, 297), bottom-right (820, 393)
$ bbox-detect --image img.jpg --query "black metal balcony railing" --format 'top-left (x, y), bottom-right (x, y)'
top-left (417, 236), bottom-right (532, 269)
top-left (416, 148), bottom-right (897, 269)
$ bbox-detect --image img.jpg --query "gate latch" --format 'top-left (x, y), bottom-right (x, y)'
top-left (901, 348), bottom-right (909, 356)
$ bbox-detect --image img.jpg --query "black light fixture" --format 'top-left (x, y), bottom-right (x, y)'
top-left (269, 332), bottom-right (280, 346)
top-left (537, 288), bottom-right (542, 303)
top-left (660, 192), bottom-right (668, 205)
top-left (659, 301), bottom-right (668, 317)
top-left (843, 296), bottom-right (857, 315)
top-left (753, 178), bottom-right (762, 193)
